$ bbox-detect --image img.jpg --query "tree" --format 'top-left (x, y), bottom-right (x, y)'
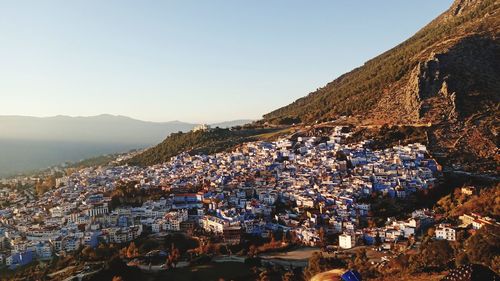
top-left (259, 270), bottom-right (271, 281)
top-left (119, 247), bottom-right (128, 258)
top-left (350, 248), bottom-right (375, 277)
top-left (81, 246), bottom-right (95, 261)
top-left (139, 239), bottom-right (159, 253)
top-left (248, 245), bottom-right (257, 257)
top-left (409, 239), bottom-right (453, 272)
top-left (374, 232), bottom-right (382, 246)
top-left (166, 244), bottom-right (180, 269)
top-left (258, 266), bottom-right (281, 281)
top-left (304, 252), bottom-right (345, 280)
top-left (35, 176), bottom-right (57, 195)
top-left (94, 243), bottom-right (115, 260)
top-left (270, 233), bottom-right (276, 244)
top-left (282, 271), bottom-right (297, 281)
top-left (455, 251), bottom-right (469, 267)
top-left (318, 227), bottom-right (325, 247)
top-left (304, 252), bottom-right (325, 280)
top-left (353, 248), bottom-right (368, 268)
top-left (427, 227), bottom-right (435, 237)
top-left (126, 242), bottom-right (139, 259)
top-left (464, 226), bottom-right (500, 268)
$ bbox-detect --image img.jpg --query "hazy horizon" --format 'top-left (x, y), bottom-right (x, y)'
top-left (0, 115), bottom-right (252, 177)
top-left (0, 113), bottom-right (253, 125)
top-left (1, 1), bottom-right (452, 123)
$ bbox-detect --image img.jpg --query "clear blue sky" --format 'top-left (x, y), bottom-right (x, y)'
top-left (0, 0), bottom-right (453, 123)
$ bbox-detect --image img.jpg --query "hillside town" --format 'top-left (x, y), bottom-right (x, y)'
top-left (0, 127), bottom-right (497, 271)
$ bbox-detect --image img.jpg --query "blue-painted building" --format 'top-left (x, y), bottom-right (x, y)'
top-left (8, 251), bottom-right (34, 269)
top-left (118, 215), bottom-right (129, 227)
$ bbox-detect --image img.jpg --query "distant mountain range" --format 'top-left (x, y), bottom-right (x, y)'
top-left (0, 114), bottom-right (253, 177)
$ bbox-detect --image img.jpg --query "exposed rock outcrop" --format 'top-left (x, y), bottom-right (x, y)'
top-left (264, 0), bottom-right (499, 173)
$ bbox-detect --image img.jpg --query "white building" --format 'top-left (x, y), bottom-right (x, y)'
top-left (339, 233), bottom-right (355, 249)
top-left (85, 203), bottom-right (109, 217)
top-left (201, 215), bottom-right (225, 234)
top-left (50, 206), bottom-right (64, 218)
top-left (192, 124), bottom-right (211, 132)
top-left (435, 224), bottom-right (456, 241)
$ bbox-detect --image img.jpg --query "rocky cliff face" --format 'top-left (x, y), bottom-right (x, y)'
top-left (399, 36), bottom-right (498, 172)
top-left (265, 0), bottom-right (499, 173)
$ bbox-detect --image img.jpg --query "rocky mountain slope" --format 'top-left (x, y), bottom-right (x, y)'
top-left (264, 0), bottom-right (499, 173)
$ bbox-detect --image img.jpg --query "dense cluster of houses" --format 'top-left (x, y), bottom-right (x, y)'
top-left (0, 126), bottom-right (472, 269)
